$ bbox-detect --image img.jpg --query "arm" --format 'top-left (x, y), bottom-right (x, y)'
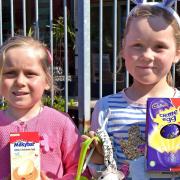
top-left (91, 96), bottom-right (110, 131)
top-left (87, 98), bottom-right (110, 177)
top-left (81, 98), bottom-right (109, 165)
top-left (60, 116), bottom-right (82, 180)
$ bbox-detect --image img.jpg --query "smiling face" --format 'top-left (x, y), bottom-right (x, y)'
top-left (122, 15), bottom-right (180, 86)
top-left (0, 46), bottom-right (49, 112)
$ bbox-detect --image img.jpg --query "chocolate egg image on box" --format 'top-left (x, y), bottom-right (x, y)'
top-left (160, 124), bottom-right (180, 139)
top-left (13, 159), bottom-right (38, 180)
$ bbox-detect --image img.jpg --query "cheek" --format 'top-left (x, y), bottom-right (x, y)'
top-left (157, 55), bottom-right (173, 67)
top-left (0, 81), bottom-right (9, 97)
top-left (30, 78), bottom-right (48, 90)
top-left (0, 86), bottom-right (2, 95)
top-left (0, 79), bottom-right (10, 90)
top-left (124, 55), bottom-right (135, 68)
top-left (123, 50), bottom-right (137, 61)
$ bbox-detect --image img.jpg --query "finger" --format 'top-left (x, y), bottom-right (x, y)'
top-left (41, 172), bottom-right (49, 180)
top-left (81, 134), bottom-right (91, 140)
top-left (82, 131), bottom-right (96, 141)
top-left (88, 131), bottom-right (96, 138)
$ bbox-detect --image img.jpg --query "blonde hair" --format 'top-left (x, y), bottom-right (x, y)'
top-left (123, 5), bottom-right (180, 86)
top-left (0, 36), bottom-right (52, 89)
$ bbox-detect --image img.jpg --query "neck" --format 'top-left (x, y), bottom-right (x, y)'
top-left (125, 81), bottom-right (175, 105)
top-left (6, 103), bottom-right (43, 122)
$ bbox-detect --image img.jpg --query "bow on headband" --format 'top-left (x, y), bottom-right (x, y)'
top-left (130, 0), bottom-right (180, 27)
top-left (46, 48), bottom-right (53, 64)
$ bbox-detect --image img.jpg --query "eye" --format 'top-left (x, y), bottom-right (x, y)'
top-left (26, 73), bottom-right (37, 78)
top-left (132, 43), bottom-right (143, 49)
top-left (2, 71), bottom-right (16, 78)
top-left (154, 44), bottom-right (168, 52)
top-left (25, 71), bottom-right (39, 78)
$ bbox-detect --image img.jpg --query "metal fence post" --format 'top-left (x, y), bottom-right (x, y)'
top-left (77, 0), bottom-right (91, 133)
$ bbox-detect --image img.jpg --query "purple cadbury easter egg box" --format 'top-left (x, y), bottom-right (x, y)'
top-left (146, 98), bottom-right (180, 172)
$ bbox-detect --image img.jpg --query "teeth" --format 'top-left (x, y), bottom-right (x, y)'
top-left (13, 92), bottom-right (28, 96)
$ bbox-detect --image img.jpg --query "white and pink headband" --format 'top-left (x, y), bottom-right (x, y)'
top-left (129, 0), bottom-right (180, 27)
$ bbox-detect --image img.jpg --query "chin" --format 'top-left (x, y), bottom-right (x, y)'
top-left (9, 103), bottom-right (33, 110)
top-left (136, 79), bottom-right (159, 86)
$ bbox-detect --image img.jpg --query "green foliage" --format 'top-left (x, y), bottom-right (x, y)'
top-left (27, 27), bottom-right (34, 37)
top-left (42, 95), bottom-right (64, 112)
top-left (53, 16), bottom-right (75, 49)
top-left (0, 100), bottom-right (8, 110)
top-left (42, 95), bottom-right (75, 112)
top-left (0, 96), bottom-right (75, 112)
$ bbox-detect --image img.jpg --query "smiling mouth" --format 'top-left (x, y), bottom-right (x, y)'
top-left (13, 92), bottom-right (29, 96)
top-left (137, 66), bottom-right (155, 69)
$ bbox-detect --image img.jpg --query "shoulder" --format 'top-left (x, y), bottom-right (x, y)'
top-left (0, 110), bottom-right (12, 126)
top-left (93, 91), bottom-right (128, 113)
top-left (41, 106), bottom-right (75, 127)
top-left (100, 91), bottom-right (124, 100)
top-left (0, 110), bottom-right (8, 120)
top-left (91, 91), bottom-right (126, 130)
top-left (175, 88), bottom-right (180, 97)
top-left (43, 106), bottom-right (69, 117)
top-left (94, 91), bottom-right (125, 108)
top-left (0, 110), bottom-right (5, 116)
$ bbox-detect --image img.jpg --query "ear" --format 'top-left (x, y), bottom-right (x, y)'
top-left (121, 39), bottom-right (125, 59)
top-left (45, 84), bottom-right (50, 91)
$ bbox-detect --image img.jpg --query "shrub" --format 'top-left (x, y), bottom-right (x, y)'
top-left (0, 96), bottom-right (75, 112)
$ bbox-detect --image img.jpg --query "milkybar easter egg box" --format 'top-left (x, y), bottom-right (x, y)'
top-left (10, 132), bottom-right (40, 180)
top-left (146, 98), bottom-right (180, 172)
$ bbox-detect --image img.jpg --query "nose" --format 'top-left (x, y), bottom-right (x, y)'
top-left (15, 73), bottom-right (26, 86)
top-left (142, 48), bottom-right (154, 61)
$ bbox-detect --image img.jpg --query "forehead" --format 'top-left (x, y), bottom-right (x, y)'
top-left (7, 45), bottom-right (43, 57)
top-left (4, 46), bottom-right (43, 67)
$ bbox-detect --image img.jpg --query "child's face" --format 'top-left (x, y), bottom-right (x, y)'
top-left (0, 46), bottom-right (49, 111)
top-left (122, 16), bottom-right (180, 85)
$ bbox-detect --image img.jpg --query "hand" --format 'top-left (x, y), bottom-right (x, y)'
top-left (81, 131), bottom-right (104, 164)
top-left (41, 171), bottom-right (49, 180)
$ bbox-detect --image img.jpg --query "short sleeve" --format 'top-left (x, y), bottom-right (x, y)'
top-left (91, 97), bottom-right (109, 131)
